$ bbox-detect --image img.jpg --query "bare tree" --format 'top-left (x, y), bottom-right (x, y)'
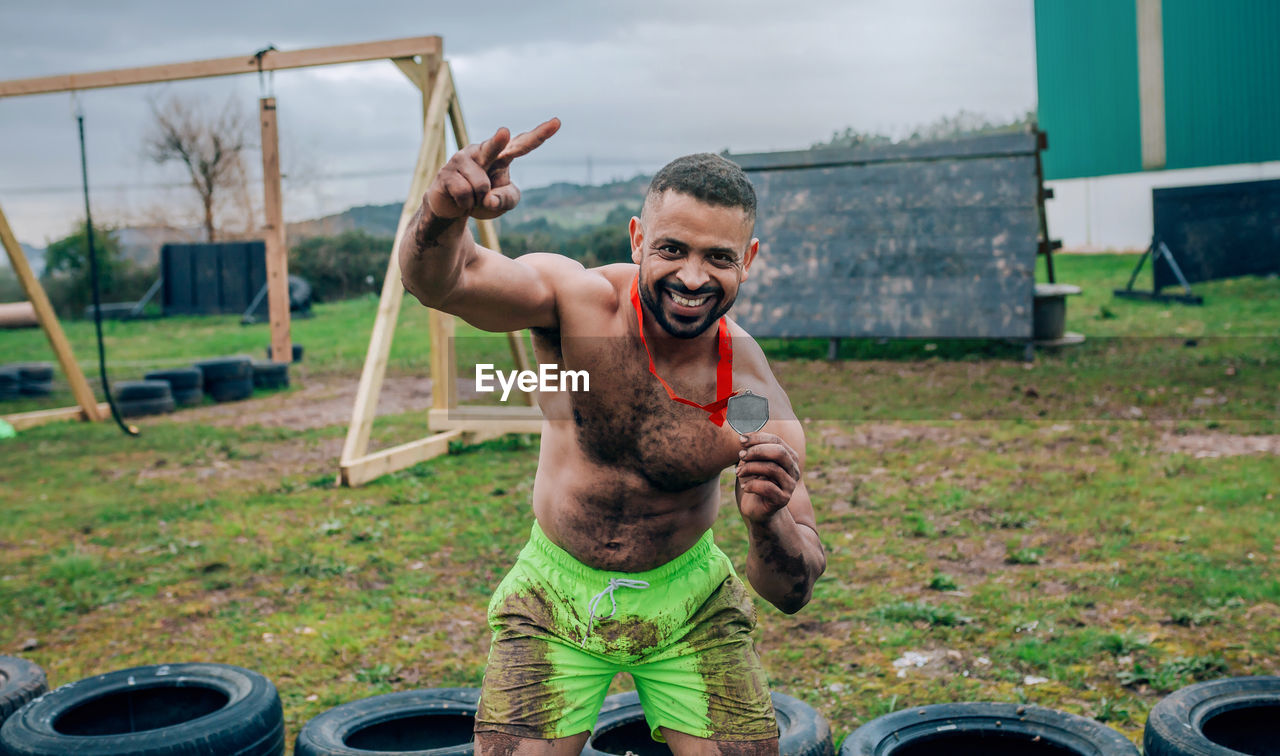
top-left (145, 95), bottom-right (249, 242)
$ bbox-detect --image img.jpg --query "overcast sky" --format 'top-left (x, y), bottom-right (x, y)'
top-left (0, 0), bottom-right (1037, 247)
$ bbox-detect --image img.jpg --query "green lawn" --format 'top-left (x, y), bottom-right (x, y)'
top-left (1, 253), bottom-right (1277, 750)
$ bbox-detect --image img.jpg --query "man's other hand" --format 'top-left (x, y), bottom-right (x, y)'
top-left (735, 431), bottom-right (801, 523)
top-left (426, 117), bottom-right (561, 221)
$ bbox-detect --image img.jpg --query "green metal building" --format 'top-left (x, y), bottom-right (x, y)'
top-left (1034, 0), bottom-right (1280, 180)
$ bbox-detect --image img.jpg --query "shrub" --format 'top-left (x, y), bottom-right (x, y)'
top-left (289, 230), bottom-right (393, 302)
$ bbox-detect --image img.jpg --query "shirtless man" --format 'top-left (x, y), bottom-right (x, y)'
top-left (400, 117), bottom-right (825, 756)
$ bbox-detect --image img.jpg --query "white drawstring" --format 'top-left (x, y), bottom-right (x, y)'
top-left (582, 578), bottom-right (650, 645)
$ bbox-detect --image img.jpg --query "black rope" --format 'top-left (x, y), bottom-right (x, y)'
top-left (77, 109), bottom-right (138, 437)
top-left (253, 45), bottom-right (277, 98)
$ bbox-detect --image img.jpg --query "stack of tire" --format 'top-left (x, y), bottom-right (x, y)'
top-left (111, 380), bottom-right (176, 418)
top-left (252, 361), bottom-right (290, 391)
top-left (194, 356), bottom-right (254, 403)
top-left (144, 367), bottom-right (203, 407)
top-left (0, 662), bottom-right (284, 756)
top-left (0, 366), bottom-right (19, 402)
top-left (0, 363), bottom-right (53, 400)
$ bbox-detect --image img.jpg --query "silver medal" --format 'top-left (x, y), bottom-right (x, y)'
top-left (726, 390), bottom-right (769, 435)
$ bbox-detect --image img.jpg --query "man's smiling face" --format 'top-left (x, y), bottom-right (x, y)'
top-left (631, 190), bottom-right (758, 339)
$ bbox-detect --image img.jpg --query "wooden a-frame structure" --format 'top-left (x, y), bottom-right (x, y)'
top-left (337, 54), bottom-right (543, 487)
top-left (1, 37), bottom-right (542, 458)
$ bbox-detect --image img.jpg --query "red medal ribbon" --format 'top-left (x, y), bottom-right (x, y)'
top-left (631, 274), bottom-right (735, 426)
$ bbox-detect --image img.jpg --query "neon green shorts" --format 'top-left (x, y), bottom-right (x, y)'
top-left (475, 522), bottom-right (777, 743)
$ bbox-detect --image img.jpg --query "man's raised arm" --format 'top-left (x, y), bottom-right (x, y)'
top-left (399, 118), bottom-right (570, 332)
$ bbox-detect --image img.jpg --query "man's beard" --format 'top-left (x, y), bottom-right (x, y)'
top-left (638, 273), bottom-right (734, 339)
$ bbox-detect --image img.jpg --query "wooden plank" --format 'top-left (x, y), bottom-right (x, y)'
top-left (340, 429), bottom-right (464, 487)
top-left (392, 57), bottom-right (426, 91)
top-left (0, 202), bottom-right (102, 421)
top-left (729, 132), bottom-right (1041, 173)
top-left (258, 97), bottom-right (292, 369)
top-left (428, 136), bottom-right (459, 412)
top-left (0, 36), bottom-right (443, 98)
top-left (340, 60), bottom-right (451, 465)
top-left (3, 402), bottom-right (110, 431)
top-left (445, 77), bottom-right (536, 403)
top-left (428, 406), bottom-right (544, 435)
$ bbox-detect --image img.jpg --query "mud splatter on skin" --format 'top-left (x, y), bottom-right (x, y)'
top-left (751, 537), bottom-right (814, 611)
top-left (474, 731), bottom-right (523, 756)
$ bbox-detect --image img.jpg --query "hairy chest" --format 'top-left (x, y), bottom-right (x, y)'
top-left (536, 331), bottom-right (740, 492)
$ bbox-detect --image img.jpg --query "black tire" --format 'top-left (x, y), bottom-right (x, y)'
top-left (117, 396), bottom-right (176, 418)
top-left (0, 657), bottom-right (48, 728)
top-left (264, 344), bottom-right (304, 363)
top-left (144, 368), bottom-right (202, 391)
top-left (842, 702), bottom-right (1138, 756)
top-left (294, 687), bottom-right (480, 756)
top-left (208, 376), bottom-right (254, 403)
top-left (114, 380), bottom-right (173, 402)
top-left (17, 381), bottom-right (51, 397)
top-left (13, 363), bottom-right (53, 383)
top-left (0, 662), bottom-right (283, 756)
top-left (172, 387), bottom-right (204, 407)
top-left (0, 367), bottom-right (19, 386)
top-left (583, 691), bottom-right (833, 756)
top-left (194, 357), bottom-right (252, 384)
top-left (252, 362), bottom-right (289, 390)
top-left (1143, 676), bottom-right (1280, 756)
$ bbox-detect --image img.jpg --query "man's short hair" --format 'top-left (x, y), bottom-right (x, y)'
top-left (644, 153), bottom-right (756, 222)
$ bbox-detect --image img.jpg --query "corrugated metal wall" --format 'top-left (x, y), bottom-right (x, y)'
top-left (1162, 0), bottom-right (1280, 169)
top-left (1035, 0), bottom-right (1280, 179)
top-left (1034, 0), bottom-right (1142, 179)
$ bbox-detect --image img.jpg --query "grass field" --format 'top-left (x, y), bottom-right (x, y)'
top-left (2, 253), bottom-right (1277, 751)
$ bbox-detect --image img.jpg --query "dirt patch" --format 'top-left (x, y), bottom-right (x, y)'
top-left (1158, 431), bottom-right (1280, 458)
top-left (816, 422), bottom-right (957, 451)
top-left (158, 375), bottom-right (481, 431)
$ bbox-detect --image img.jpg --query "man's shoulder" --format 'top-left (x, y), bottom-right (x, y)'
top-left (517, 256), bottom-right (634, 326)
top-left (727, 317), bottom-right (785, 391)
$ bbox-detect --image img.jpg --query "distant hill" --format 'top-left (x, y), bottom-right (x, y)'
top-left (287, 175), bottom-right (651, 241)
top-left (1, 178), bottom-right (651, 278)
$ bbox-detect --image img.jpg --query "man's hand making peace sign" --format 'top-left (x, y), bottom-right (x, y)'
top-left (426, 117), bottom-right (561, 221)
top-left (401, 117), bottom-right (567, 333)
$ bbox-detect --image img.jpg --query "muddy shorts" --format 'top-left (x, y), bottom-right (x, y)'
top-left (475, 521), bottom-right (777, 743)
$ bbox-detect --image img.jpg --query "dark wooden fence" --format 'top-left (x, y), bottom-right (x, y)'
top-left (727, 132), bottom-right (1045, 339)
top-left (1153, 178), bottom-right (1280, 290)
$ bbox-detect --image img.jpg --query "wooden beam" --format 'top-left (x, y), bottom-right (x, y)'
top-left (258, 97), bottom-right (292, 368)
top-left (428, 405), bottom-right (544, 435)
top-left (392, 57), bottom-right (427, 91)
top-left (340, 60), bottom-right (451, 467)
top-left (340, 429), bottom-right (465, 487)
top-left (3, 403), bottom-right (110, 431)
top-left (444, 76), bottom-right (536, 403)
top-left (0, 202), bottom-right (102, 422)
top-left (0, 36), bottom-right (443, 98)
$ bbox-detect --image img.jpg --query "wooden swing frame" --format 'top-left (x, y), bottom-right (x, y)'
top-left (0, 37), bottom-right (541, 464)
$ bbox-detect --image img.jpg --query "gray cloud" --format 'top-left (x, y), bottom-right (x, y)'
top-left (0, 0), bottom-right (1035, 244)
